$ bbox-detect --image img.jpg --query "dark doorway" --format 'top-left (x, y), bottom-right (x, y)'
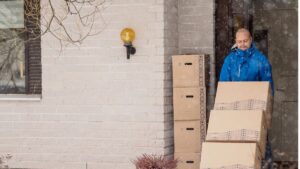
top-left (215, 0), bottom-right (254, 78)
top-left (215, 0), bottom-right (298, 164)
top-left (254, 29), bottom-right (268, 57)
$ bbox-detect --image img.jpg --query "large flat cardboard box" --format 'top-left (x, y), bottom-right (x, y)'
top-left (200, 142), bottom-right (262, 169)
top-left (175, 152), bottom-right (200, 169)
top-left (174, 120), bottom-right (203, 153)
top-left (206, 110), bottom-right (267, 156)
top-left (172, 55), bottom-right (209, 88)
top-left (214, 82), bottom-right (273, 128)
top-left (173, 87), bottom-right (206, 121)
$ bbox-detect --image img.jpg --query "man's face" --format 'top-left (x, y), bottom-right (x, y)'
top-left (235, 32), bottom-right (252, 51)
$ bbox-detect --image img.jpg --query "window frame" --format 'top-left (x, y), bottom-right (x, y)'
top-left (0, 0), bottom-right (41, 95)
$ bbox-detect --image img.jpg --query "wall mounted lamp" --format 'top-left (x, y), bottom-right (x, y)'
top-left (120, 28), bottom-right (136, 59)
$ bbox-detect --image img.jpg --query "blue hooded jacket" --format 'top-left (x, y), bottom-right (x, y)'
top-left (219, 43), bottom-right (274, 95)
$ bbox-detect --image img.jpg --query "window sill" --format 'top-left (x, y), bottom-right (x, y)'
top-left (0, 94), bottom-right (41, 101)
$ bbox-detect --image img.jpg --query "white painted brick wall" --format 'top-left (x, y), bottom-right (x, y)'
top-left (0, 0), bottom-right (167, 169)
top-left (0, 0), bottom-right (216, 169)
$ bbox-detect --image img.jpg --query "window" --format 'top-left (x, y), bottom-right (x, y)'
top-left (0, 0), bottom-right (41, 94)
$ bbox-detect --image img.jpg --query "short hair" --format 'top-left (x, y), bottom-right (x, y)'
top-left (235, 28), bottom-right (251, 38)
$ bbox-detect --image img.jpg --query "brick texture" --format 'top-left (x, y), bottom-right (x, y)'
top-left (178, 0), bottom-right (216, 114)
top-left (0, 0), bottom-right (216, 169)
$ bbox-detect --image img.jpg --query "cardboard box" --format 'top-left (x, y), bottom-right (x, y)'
top-left (214, 82), bottom-right (273, 128)
top-left (172, 55), bottom-right (209, 88)
top-left (174, 120), bottom-right (203, 153)
top-left (200, 142), bottom-right (262, 169)
top-left (173, 87), bottom-right (206, 121)
top-left (175, 153), bottom-right (200, 169)
top-left (206, 110), bottom-right (267, 155)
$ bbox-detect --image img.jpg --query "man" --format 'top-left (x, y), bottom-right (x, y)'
top-left (219, 28), bottom-right (273, 168)
top-left (220, 28), bottom-right (274, 91)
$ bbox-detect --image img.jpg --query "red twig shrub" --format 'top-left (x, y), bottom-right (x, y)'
top-left (132, 154), bottom-right (178, 169)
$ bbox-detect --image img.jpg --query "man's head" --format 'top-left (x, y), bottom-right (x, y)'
top-left (235, 28), bottom-right (252, 51)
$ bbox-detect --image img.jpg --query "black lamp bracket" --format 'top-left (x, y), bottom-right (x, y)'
top-left (124, 43), bottom-right (136, 59)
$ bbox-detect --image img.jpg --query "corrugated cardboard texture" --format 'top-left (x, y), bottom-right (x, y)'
top-left (200, 142), bottom-right (262, 169)
top-left (173, 87), bottom-right (206, 121)
top-left (172, 55), bottom-right (209, 88)
top-left (214, 82), bottom-right (272, 128)
top-left (206, 110), bottom-right (267, 156)
top-left (174, 120), bottom-right (202, 153)
top-left (175, 152), bottom-right (201, 169)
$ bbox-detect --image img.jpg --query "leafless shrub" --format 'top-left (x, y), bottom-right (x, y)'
top-left (132, 154), bottom-right (178, 169)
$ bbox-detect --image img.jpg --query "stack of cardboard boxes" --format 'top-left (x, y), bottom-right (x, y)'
top-left (200, 82), bottom-right (273, 169)
top-left (172, 55), bottom-right (209, 169)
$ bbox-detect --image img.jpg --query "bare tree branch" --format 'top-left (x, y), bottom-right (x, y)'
top-left (0, 0), bottom-right (108, 93)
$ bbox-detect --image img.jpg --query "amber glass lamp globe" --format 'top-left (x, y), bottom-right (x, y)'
top-left (120, 28), bottom-right (135, 44)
